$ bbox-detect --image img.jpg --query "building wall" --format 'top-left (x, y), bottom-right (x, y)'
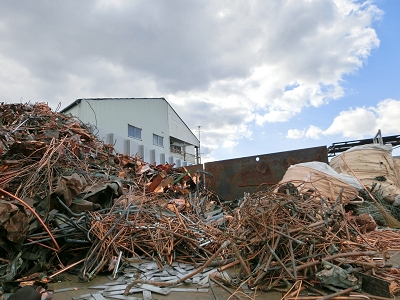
top-left (63, 98), bottom-right (197, 164)
top-left (168, 106), bottom-right (199, 147)
top-left (167, 105), bottom-right (198, 162)
top-left (96, 127), bottom-right (172, 165)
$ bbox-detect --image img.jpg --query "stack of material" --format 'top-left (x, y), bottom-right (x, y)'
top-left (3, 102), bottom-right (400, 299)
top-left (79, 194), bottom-right (226, 282)
top-left (220, 186), bottom-right (400, 299)
top-left (330, 144), bottom-right (400, 204)
top-left (0, 102), bottom-right (225, 289)
top-left (119, 185), bottom-right (400, 299)
top-left (278, 161), bottom-right (363, 204)
top-left (227, 188), bottom-right (377, 289)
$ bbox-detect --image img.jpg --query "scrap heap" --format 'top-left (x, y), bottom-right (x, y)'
top-left (0, 102), bottom-right (226, 289)
top-left (226, 186), bottom-right (389, 298)
top-left (1, 102), bottom-right (400, 299)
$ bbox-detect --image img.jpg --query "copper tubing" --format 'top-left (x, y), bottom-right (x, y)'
top-left (217, 259), bottom-right (240, 272)
top-left (49, 258), bottom-right (85, 279)
top-left (320, 286), bottom-right (359, 300)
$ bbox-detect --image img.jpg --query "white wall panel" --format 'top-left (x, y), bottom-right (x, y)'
top-left (124, 140), bottom-right (131, 155)
top-left (63, 98), bottom-right (197, 164)
top-left (168, 106), bottom-right (199, 148)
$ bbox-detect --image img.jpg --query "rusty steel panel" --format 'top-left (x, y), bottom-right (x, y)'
top-left (203, 146), bottom-right (328, 201)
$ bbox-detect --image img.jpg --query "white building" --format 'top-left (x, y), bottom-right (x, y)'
top-left (61, 98), bottom-right (200, 166)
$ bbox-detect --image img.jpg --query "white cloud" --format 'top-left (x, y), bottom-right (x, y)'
top-left (306, 125), bottom-right (324, 139)
top-left (324, 107), bottom-right (377, 137)
top-left (287, 125), bottom-right (323, 140)
top-left (0, 0), bottom-right (383, 160)
top-left (374, 99), bottom-right (400, 133)
top-left (288, 99), bottom-right (400, 141)
top-left (287, 129), bottom-right (305, 139)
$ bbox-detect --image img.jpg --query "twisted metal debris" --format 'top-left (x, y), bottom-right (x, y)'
top-left (1, 102), bottom-right (400, 299)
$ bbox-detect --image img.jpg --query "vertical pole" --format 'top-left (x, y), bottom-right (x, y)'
top-left (198, 126), bottom-right (201, 164)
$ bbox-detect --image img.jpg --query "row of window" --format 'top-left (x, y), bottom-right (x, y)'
top-left (128, 124), bottom-right (164, 147)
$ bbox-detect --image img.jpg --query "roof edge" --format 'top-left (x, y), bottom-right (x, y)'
top-left (60, 98), bottom-right (167, 113)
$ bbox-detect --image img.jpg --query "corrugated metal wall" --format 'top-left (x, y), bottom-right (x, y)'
top-left (168, 106), bottom-right (199, 146)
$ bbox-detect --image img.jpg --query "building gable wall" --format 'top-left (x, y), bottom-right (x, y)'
top-left (63, 98), bottom-right (197, 164)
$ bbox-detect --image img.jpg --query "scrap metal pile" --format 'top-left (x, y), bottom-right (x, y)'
top-left (1, 102), bottom-right (400, 299)
top-left (225, 186), bottom-right (394, 298)
top-left (0, 102), bottom-right (226, 288)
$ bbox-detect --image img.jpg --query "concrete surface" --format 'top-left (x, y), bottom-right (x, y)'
top-left (7, 252), bottom-right (400, 299)
top-left (47, 272), bottom-right (282, 299)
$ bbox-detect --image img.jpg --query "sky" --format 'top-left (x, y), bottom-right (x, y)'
top-left (1, 0), bottom-right (400, 162)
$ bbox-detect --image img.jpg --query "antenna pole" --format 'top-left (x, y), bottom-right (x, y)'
top-left (197, 126), bottom-right (201, 164)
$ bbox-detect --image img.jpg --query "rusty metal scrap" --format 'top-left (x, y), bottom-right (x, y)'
top-left (2, 102), bottom-right (400, 299)
top-left (361, 228), bottom-right (400, 250)
top-left (0, 102), bottom-right (223, 289)
top-left (80, 197), bottom-right (227, 282)
top-left (226, 189), bottom-right (376, 287)
top-left (212, 184), bottom-right (400, 299)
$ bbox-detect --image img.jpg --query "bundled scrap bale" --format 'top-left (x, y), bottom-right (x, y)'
top-left (277, 161), bottom-right (363, 204)
top-left (330, 144), bottom-right (400, 204)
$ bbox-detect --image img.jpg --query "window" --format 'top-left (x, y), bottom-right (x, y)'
top-left (128, 124), bottom-right (141, 139)
top-left (153, 134), bottom-right (163, 147)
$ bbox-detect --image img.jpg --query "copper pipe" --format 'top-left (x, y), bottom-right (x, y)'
top-left (320, 286), bottom-right (358, 300)
top-left (217, 259), bottom-right (240, 272)
top-left (49, 258), bottom-right (85, 279)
